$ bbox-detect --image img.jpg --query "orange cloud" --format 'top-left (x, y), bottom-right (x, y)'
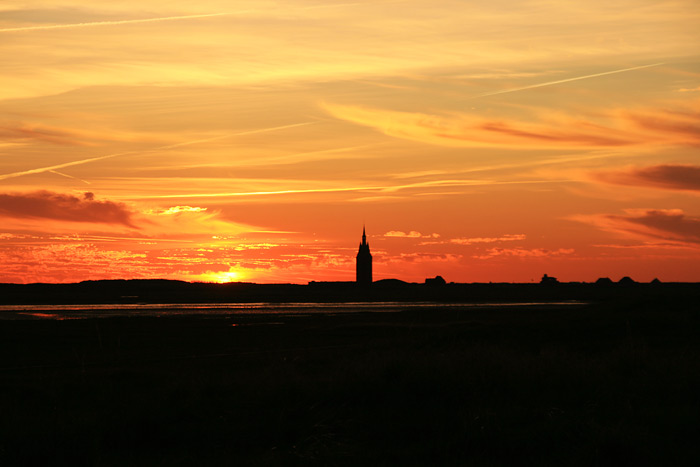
top-left (618, 107), bottom-right (700, 146)
top-left (451, 234), bottom-right (526, 245)
top-left (388, 253), bottom-right (462, 263)
top-left (474, 248), bottom-right (574, 259)
top-left (0, 191), bottom-right (137, 227)
top-left (0, 122), bottom-right (96, 146)
top-left (384, 231), bottom-right (439, 238)
top-left (321, 99), bottom-right (700, 149)
top-left (0, 120), bottom-right (166, 147)
top-left (573, 209), bottom-right (700, 245)
top-left (592, 164), bottom-right (700, 191)
top-left (145, 205), bottom-right (209, 215)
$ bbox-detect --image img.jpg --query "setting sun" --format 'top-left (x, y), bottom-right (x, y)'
top-left (199, 269), bottom-right (248, 284)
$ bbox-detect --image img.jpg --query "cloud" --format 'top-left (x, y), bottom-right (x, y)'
top-left (678, 86), bottom-right (700, 93)
top-left (385, 230), bottom-right (422, 238)
top-left (389, 253), bottom-right (462, 263)
top-left (572, 209), bottom-right (700, 245)
top-left (618, 107), bottom-right (700, 145)
top-left (0, 120), bottom-right (172, 147)
top-left (0, 122), bottom-right (316, 181)
top-left (0, 122), bottom-right (96, 146)
top-left (0, 243), bottom-right (151, 283)
top-left (145, 206), bottom-right (208, 215)
top-left (451, 234), bottom-right (526, 245)
top-left (384, 231), bottom-right (440, 238)
top-left (475, 248), bottom-right (574, 259)
top-left (593, 164), bottom-right (700, 191)
top-left (384, 231), bottom-right (420, 238)
top-left (321, 99), bottom-right (700, 149)
top-left (0, 191), bottom-right (136, 227)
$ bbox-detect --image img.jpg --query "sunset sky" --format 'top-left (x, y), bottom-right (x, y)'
top-left (1, 0), bottom-right (699, 284)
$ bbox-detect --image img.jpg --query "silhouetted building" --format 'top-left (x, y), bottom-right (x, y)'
top-left (425, 276), bottom-right (446, 286)
top-left (540, 273), bottom-right (559, 285)
top-left (618, 276), bottom-right (636, 286)
top-left (356, 226), bottom-right (372, 285)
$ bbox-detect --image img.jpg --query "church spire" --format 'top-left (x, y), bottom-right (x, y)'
top-left (356, 225), bottom-right (372, 285)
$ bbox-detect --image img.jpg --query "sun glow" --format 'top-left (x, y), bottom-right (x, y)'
top-left (198, 268), bottom-right (248, 284)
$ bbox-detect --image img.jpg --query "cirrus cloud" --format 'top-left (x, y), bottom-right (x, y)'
top-left (145, 205), bottom-right (208, 215)
top-left (451, 234), bottom-right (526, 245)
top-left (384, 230), bottom-right (439, 239)
top-left (475, 248), bottom-right (574, 259)
top-left (321, 99), bottom-right (700, 149)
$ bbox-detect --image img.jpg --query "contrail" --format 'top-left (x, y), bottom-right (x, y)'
top-left (128, 179), bottom-right (572, 200)
top-left (0, 121), bottom-right (316, 181)
top-left (0, 2), bottom-right (394, 33)
top-left (0, 12), bottom-right (237, 33)
top-left (48, 170), bottom-right (91, 185)
top-left (140, 186), bottom-right (382, 199)
top-left (469, 63), bottom-right (664, 99)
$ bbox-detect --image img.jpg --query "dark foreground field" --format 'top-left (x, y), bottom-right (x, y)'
top-left (1, 299), bottom-right (699, 466)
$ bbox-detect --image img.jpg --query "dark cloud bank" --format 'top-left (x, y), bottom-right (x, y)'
top-left (0, 191), bottom-right (136, 227)
top-left (595, 164), bottom-right (700, 191)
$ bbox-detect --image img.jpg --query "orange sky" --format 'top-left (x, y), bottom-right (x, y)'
top-left (1, 0), bottom-right (700, 284)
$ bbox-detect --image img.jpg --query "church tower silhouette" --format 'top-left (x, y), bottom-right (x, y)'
top-left (356, 226), bottom-right (372, 285)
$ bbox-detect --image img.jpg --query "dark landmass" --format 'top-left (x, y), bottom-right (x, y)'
top-left (1, 282), bottom-right (699, 465)
top-left (1, 278), bottom-right (699, 304)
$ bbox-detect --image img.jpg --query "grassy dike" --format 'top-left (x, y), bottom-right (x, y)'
top-left (1, 299), bottom-right (699, 465)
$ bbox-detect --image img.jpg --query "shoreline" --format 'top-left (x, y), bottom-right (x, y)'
top-left (2, 279), bottom-right (699, 305)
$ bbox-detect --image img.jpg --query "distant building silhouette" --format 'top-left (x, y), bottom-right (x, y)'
top-left (425, 275), bottom-right (446, 286)
top-left (618, 276), bottom-right (636, 285)
top-left (540, 273), bottom-right (559, 285)
top-left (356, 226), bottom-right (372, 285)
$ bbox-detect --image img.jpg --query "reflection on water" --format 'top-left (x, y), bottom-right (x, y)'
top-left (0, 301), bottom-right (586, 320)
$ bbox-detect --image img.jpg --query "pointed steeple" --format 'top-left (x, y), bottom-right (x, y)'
top-left (356, 225), bottom-right (372, 284)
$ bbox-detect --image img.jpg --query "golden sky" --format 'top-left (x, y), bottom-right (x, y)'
top-left (1, 0), bottom-right (699, 284)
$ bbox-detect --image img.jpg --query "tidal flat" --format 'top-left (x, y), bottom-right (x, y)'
top-left (1, 299), bottom-right (699, 466)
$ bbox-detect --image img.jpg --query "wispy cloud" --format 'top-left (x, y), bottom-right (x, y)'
top-left (0, 122), bottom-right (316, 181)
top-left (1, 121), bottom-right (99, 146)
top-left (125, 178), bottom-right (570, 200)
top-left (384, 231), bottom-right (439, 238)
top-left (571, 209), bottom-right (700, 245)
top-left (145, 206), bottom-right (208, 215)
top-left (451, 234), bottom-right (526, 245)
top-left (322, 99), bottom-right (700, 149)
top-left (474, 248), bottom-right (574, 259)
top-left (592, 164), bottom-right (700, 191)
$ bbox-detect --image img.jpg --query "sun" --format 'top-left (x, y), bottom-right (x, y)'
top-left (198, 268), bottom-right (248, 283)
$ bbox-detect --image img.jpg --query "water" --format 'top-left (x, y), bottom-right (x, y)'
top-left (0, 301), bottom-right (586, 320)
